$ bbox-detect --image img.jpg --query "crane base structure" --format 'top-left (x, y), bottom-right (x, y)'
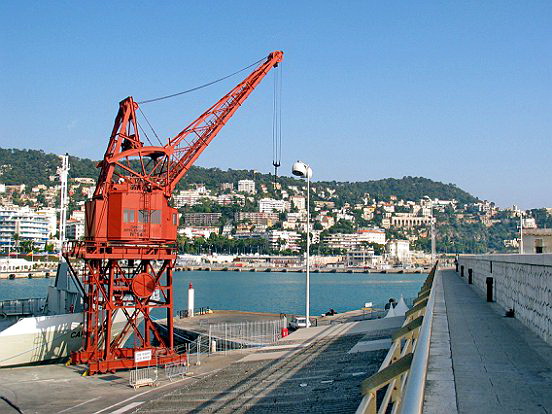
top-left (64, 241), bottom-right (183, 374)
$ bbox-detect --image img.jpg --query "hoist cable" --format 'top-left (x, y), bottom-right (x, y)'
top-left (272, 68), bottom-right (278, 166)
top-left (278, 63), bottom-right (283, 164)
top-left (137, 106), bottom-right (163, 146)
top-left (136, 120), bottom-right (154, 146)
top-left (137, 56), bottom-right (266, 104)
top-left (271, 64), bottom-right (283, 187)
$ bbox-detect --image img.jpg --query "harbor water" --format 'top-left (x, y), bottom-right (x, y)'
top-left (0, 271), bottom-right (426, 316)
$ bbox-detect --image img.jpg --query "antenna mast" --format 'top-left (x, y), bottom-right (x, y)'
top-left (57, 153), bottom-right (70, 257)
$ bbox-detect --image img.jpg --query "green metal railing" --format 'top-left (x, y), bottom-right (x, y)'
top-left (355, 262), bottom-right (438, 414)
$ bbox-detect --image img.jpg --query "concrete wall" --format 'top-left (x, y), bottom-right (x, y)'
top-left (458, 254), bottom-right (552, 346)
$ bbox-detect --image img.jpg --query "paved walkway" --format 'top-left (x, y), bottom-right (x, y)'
top-left (438, 269), bottom-right (552, 413)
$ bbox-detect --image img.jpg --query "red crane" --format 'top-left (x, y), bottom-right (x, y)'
top-left (64, 51), bottom-right (283, 374)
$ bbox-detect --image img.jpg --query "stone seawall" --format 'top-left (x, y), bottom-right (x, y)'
top-left (457, 254), bottom-right (552, 346)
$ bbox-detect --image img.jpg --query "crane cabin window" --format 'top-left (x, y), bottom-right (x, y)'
top-left (151, 210), bottom-right (161, 224)
top-left (138, 210), bottom-right (150, 223)
top-left (123, 209), bottom-right (135, 223)
top-left (138, 210), bottom-right (161, 224)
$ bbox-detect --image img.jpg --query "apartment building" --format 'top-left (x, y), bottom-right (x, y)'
top-left (0, 206), bottom-right (53, 250)
top-left (184, 213), bottom-right (222, 226)
top-left (237, 179), bottom-right (256, 194)
top-left (323, 228), bottom-right (386, 251)
top-left (259, 198), bottom-right (290, 213)
top-left (235, 212), bottom-right (279, 226)
top-left (267, 230), bottom-right (301, 252)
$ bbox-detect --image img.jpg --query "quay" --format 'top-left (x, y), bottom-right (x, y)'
top-left (176, 265), bottom-right (428, 274)
top-left (424, 268), bottom-right (552, 413)
top-left (0, 310), bottom-right (405, 413)
top-left (0, 269), bottom-right (56, 279)
top-left (2, 257), bottom-right (552, 413)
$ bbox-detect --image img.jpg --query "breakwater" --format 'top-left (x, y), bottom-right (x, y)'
top-left (176, 265), bottom-right (428, 274)
top-left (458, 254), bottom-right (552, 346)
top-left (0, 269), bottom-right (56, 279)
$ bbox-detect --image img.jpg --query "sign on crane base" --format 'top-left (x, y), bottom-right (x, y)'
top-left (135, 350), bottom-right (152, 363)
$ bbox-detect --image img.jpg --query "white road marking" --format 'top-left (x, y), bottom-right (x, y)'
top-left (58, 396), bottom-right (101, 413)
top-left (6, 377), bottom-right (73, 385)
top-left (91, 370), bottom-right (218, 414)
top-left (110, 401), bottom-right (144, 414)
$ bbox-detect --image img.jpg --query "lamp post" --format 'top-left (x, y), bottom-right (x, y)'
top-left (292, 161), bottom-right (312, 327)
top-left (519, 214), bottom-right (524, 254)
top-left (424, 196), bottom-right (436, 262)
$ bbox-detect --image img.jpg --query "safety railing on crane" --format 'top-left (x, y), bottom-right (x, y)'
top-left (355, 262), bottom-right (438, 414)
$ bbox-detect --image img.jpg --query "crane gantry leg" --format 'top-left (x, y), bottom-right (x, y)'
top-left (64, 242), bottom-right (182, 374)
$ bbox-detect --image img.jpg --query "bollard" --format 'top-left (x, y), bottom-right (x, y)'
top-left (486, 277), bottom-right (493, 302)
top-left (211, 340), bottom-right (217, 353)
top-left (468, 269), bottom-right (473, 284)
top-left (460, 265), bottom-right (464, 277)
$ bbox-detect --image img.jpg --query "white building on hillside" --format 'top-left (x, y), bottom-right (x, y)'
top-left (323, 229), bottom-right (386, 251)
top-left (36, 208), bottom-right (57, 238)
top-left (66, 219), bottom-right (85, 241)
top-left (391, 214), bottom-right (431, 228)
top-left (259, 198), bottom-right (290, 213)
top-left (172, 188), bottom-right (213, 207)
top-left (356, 228), bottom-right (386, 245)
top-left (178, 226), bottom-right (219, 240)
top-left (289, 196), bottom-right (306, 211)
top-left (0, 206), bottom-right (53, 250)
top-left (387, 240), bottom-right (411, 263)
top-left (267, 230), bottom-right (301, 252)
top-left (237, 179), bottom-right (256, 194)
top-left (217, 193), bottom-right (245, 206)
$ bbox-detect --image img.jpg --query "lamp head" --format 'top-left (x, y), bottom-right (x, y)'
top-left (292, 161), bottom-right (312, 179)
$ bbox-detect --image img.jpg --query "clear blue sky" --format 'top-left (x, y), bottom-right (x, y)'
top-left (1, 2), bottom-right (550, 209)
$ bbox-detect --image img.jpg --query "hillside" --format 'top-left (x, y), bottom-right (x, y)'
top-left (0, 147), bottom-right (478, 205)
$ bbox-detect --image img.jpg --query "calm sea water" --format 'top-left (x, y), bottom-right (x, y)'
top-left (0, 271), bottom-right (426, 316)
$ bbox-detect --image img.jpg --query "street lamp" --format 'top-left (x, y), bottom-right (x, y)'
top-left (292, 161), bottom-right (313, 327)
top-left (519, 214), bottom-right (524, 254)
top-left (423, 196), bottom-right (436, 262)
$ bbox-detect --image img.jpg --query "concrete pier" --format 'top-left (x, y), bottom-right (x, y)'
top-left (5, 264), bottom-right (551, 413)
top-left (0, 312), bottom-right (404, 414)
top-left (425, 269), bottom-right (552, 413)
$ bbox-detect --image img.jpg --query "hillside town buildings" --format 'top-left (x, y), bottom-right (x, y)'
top-left (2, 165), bottom-right (548, 267)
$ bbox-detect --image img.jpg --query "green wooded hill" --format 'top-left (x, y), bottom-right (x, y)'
top-left (0, 147), bottom-right (478, 204)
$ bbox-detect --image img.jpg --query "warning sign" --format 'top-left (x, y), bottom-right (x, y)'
top-left (134, 349), bottom-right (152, 363)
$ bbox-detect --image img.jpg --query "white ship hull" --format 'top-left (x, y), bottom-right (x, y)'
top-left (0, 312), bottom-right (128, 367)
